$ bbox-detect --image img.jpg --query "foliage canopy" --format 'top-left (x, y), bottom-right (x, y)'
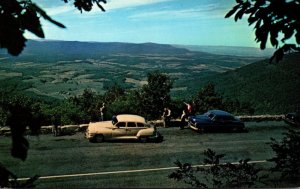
top-left (169, 148), bottom-right (264, 188)
top-left (0, 0), bottom-right (106, 56)
top-left (268, 128), bottom-right (300, 179)
top-left (225, 0), bottom-right (300, 62)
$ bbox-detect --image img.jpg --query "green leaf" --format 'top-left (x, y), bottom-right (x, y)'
top-left (282, 28), bottom-right (295, 42)
top-left (95, 0), bottom-right (107, 12)
top-left (225, 5), bottom-right (240, 18)
top-left (248, 15), bottom-right (258, 25)
top-left (21, 9), bottom-right (45, 38)
top-left (0, 14), bottom-right (27, 56)
top-left (234, 8), bottom-right (245, 21)
top-left (31, 3), bottom-right (66, 28)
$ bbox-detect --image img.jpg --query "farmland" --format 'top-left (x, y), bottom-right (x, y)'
top-left (1, 121), bottom-right (299, 188)
top-left (0, 40), bottom-right (264, 100)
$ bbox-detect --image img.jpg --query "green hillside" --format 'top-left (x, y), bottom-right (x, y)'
top-left (198, 53), bottom-right (300, 114)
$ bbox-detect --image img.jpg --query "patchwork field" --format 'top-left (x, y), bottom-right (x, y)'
top-left (0, 41), bottom-right (264, 100)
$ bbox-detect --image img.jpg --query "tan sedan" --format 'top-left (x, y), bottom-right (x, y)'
top-left (85, 114), bottom-right (163, 143)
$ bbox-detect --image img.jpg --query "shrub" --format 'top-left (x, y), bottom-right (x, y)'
top-left (169, 149), bottom-right (265, 188)
top-left (268, 128), bottom-right (300, 179)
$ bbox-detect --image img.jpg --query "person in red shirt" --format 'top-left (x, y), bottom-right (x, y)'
top-left (184, 102), bottom-right (193, 116)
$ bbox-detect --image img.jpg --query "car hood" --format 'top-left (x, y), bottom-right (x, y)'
top-left (88, 121), bottom-right (114, 128)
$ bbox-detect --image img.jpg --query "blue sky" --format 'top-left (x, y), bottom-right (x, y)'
top-left (27, 0), bottom-right (260, 47)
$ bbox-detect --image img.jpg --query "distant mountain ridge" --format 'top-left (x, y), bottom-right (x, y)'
top-left (24, 40), bottom-right (190, 55)
top-left (176, 45), bottom-right (276, 57)
top-left (1, 40), bottom-right (275, 60)
top-left (0, 40), bottom-right (198, 62)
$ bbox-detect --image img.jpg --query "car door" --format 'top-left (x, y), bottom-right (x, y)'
top-left (126, 122), bottom-right (139, 136)
top-left (112, 122), bottom-right (127, 138)
top-left (210, 115), bottom-right (224, 131)
top-left (212, 115), bottom-right (234, 131)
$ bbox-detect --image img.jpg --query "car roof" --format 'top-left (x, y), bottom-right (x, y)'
top-left (116, 114), bottom-right (146, 123)
top-left (207, 110), bottom-right (232, 116)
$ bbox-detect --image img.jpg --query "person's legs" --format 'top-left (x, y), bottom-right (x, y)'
top-left (180, 120), bottom-right (184, 129)
top-left (166, 116), bottom-right (171, 127)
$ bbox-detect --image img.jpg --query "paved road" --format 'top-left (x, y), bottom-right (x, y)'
top-left (1, 121), bottom-right (294, 188)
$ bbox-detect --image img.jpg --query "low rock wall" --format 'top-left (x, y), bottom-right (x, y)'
top-left (0, 115), bottom-right (285, 136)
top-left (237, 115), bottom-right (284, 122)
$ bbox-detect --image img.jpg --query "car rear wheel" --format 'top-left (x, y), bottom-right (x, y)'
top-left (94, 134), bottom-right (104, 143)
top-left (231, 127), bottom-right (239, 132)
top-left (139, 137), bottom-right (148, 143)
top-left (232, 127), bottom-right (248, 133)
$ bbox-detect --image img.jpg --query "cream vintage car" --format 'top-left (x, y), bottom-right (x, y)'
top-left (85, 114), bottom-right (163, 143)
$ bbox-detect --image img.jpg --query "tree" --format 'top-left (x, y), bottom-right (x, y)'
top-left (169, 148), bottom-right (265, 188)
top-left (0, 0), bottom-right (106, 56)
top-left (225, 0), bottom-right (300, 62)
top-left (268, 128), bottom-right (300, 180)
top-left (104, 84), bottom-right (125, 104)
top-left (69, 89), bottom-right (104, 122)
top-left (109, 90), bottom-right (142, 116)
top-left (140, 71), bottom-right (173, 119)
top-left (193, 83), bottom-right (223, 114)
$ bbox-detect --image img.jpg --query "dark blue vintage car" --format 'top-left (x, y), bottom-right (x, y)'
top-left (188, 110), bottom-right (247, 133)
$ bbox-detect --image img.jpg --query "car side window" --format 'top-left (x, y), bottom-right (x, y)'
top-left (208, 113), bottom-right (215, 120)
top-left (127, 122), bottom-right (136, 127)
top-left (116, 122), bottom-right (126, 128)
top-left (137, 123), bottom-right (145, 127)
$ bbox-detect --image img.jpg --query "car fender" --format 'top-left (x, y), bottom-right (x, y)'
top-left (136, 128), bottom-right (155, 138)
top-left (86, 121), bottom-right (113, 139)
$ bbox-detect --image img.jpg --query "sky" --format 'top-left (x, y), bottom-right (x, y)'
top-left (26, 0), bottom-right (260, 47)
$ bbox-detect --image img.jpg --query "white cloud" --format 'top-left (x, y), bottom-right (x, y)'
top-left (105, 0), bottom-right (173, 10)
top-left (128, 3), bottom-right (225, 20)
top-left (45, 4), bottom-right (74, 16)
top-left (44, 0), bottom-right (174, 17)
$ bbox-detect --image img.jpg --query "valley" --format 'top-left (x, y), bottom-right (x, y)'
top-left (0, 40), bottom-right (263, 100)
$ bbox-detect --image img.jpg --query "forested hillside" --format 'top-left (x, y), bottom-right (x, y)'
top-left (197, 53), bottom-right (300, 114)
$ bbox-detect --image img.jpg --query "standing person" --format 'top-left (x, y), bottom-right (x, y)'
top-left (180, 110), bottom-right (187, 130)
top-left (184, 101), bottom-right (193, 116)
top-left (51, 115), bottom-right (61, 136)
top-left (100, 103), bottom-right (106, 121)
top-left (112, 114), bottom-right (118, 125)
top-left (162, 107), bottom-right (171, 128)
